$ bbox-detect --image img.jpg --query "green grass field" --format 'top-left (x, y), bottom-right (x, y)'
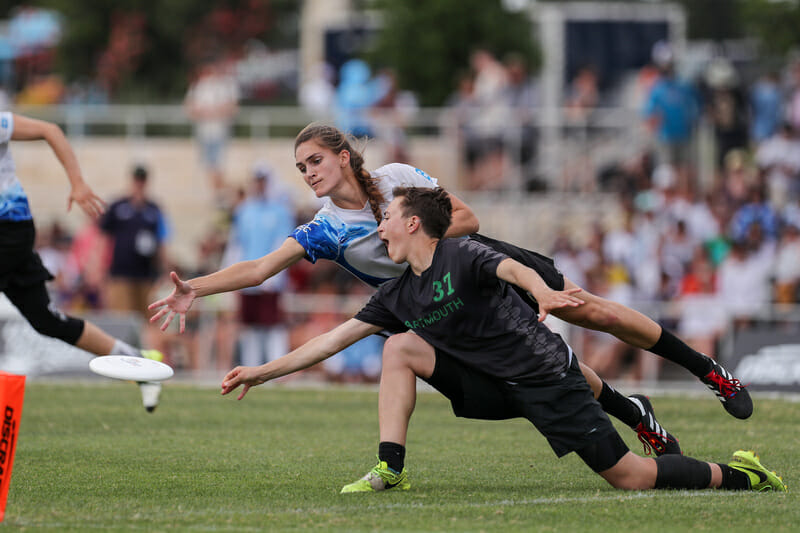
top-left (3, 382), bottom-right (798, 531)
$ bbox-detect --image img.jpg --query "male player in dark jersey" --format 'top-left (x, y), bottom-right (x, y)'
top-left (221, 186), bottom-right (785, 495)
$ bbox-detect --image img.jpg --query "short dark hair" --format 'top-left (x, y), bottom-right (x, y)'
top-left (392, 187), bottom-right (452, 239)
top-left (132, 165), bottom-right (148, 181)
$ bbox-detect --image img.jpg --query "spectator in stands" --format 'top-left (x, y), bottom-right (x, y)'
top-left (784, 60), bottom-right (800, 134)
top-left (100, 164), bottom-right (169, 321)
top-left (676, 248), bottom-right (726, 358)
top-left (755, 121), bottom-right (800, 207)
top-left (334, 59), bottom-right (386, 139)
top-left (704, 58), bottom-right (749, 172)
top-left (729, 183), bottom-right (780, 244)
top-left (716, 235), bottom-right (774, 327)
top-left (227, 164), bottom-right (295, 366)
top-left (659, 219), bottom-right (695, 285)
top-left (566, 65), bottom-right (599, 122)
top-left (445, 70), bottom-right (480, 189)
top-left (371, 68), bottom-right (417, 164)
top-left (642, 43), bottom-right (699, 185)
top-left (184, 58), bottom-right (240, 193)
top-left (749, 71), bottom-right (783, 145)
top-left (33, 220), bottom-right (73, 308)
top-left (299, 62), bottom-right (335, 120)
top-left (773, 221), bottom-right (800, 304)
top-left (720, 149), bottom-right (755, 207)
top-left (503, 53), bottom-right (540, 189)
top-left (465, 48), bottom-right (511, 190)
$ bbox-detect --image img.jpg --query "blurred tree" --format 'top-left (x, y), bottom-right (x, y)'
top-left (366, 0), bottom-right (539, 106)
top-left (2, 0), bottom-right (299, 102)
top-left (739, 0), bottom-right (800, 56)
top-left (657, 0), bottom-right (800, 57)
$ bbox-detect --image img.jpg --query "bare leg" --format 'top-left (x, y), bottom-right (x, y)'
top-left (378, 332), bottom-right (436, 445)
top-left (553, 278), bottom-right (661, 349)
top-left (579, 361), bottom-right (603, 398)
top-left (74, 321), bottom-right (115, 355)
top-left (597, 451), bottom-right (721, 490)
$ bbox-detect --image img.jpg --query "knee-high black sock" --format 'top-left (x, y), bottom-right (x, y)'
top-left (717, 463), bottom-right (752, 490)
top-left (648, 329), bottom-right (713, 377)
top-left (654, 455), bottom-right (712, 489)
top-left (597, 381), bottom-right (641, 428)
top-left (378, 442), bottom-right (406, 473)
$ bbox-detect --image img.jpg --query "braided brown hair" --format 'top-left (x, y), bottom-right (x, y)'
top-left (294, 123), bottom-right (386, 223)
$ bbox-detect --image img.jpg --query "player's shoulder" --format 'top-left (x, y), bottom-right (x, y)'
top-left (0, 111), bottom-right (13, 139)
top-left (372, 163), bottom-right (438, 186)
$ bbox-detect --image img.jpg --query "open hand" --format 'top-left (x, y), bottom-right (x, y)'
top-left (148, 271), bottom-right (196, 333)
top-left (68, 182), bottom-right (107, 219)
top-left (221, 366), bottom-right (267, 400)
top-left (536, 287), bottom-right (584, 322)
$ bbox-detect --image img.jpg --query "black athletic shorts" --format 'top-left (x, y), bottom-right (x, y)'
top-left (468, 234), bottom-right (565, 312)
top-left (0, 219), bottom-right (54, 291)
top-left (423, 350), bottom-right (624, 465)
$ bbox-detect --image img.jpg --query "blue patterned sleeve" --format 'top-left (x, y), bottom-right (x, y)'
top-left (291, 215), bottom-right (341, 263)
top-left (0, 112), bottom-right (12, 143)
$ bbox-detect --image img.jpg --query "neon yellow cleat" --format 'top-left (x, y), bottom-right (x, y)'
top-left (340, 460), bottom-right (410, 493)
top-left (729, 450), bottom-right (787, 492)
top-left (140, 349), bottom-right (164, 362)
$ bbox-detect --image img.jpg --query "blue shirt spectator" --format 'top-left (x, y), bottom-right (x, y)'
top-left (334, 59), bottom-right (387, 138)
top-left (100, 166), bottom-right (169, 280)
top-left (643, 71), bottom-right (699, 144)
top-left (750, 73), bottom-right (783, 144)
top-left (230, 170), bottom-right (295, 292)
top-left (729, 187), bottom-right (780, 243)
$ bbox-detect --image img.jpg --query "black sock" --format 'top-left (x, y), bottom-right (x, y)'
top-left (717, 463), bottom-right (752, 490)
top-left (648, 329), bottom-right (713, 377)
top-left (378, 442), bottom-right (406, 473)
top-left (597, 381), bottom-right (641, 428)
top-left (654, 455), bottom-right (712, 489)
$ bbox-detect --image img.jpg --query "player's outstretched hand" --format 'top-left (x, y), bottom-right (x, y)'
top-left (221, 366), bottom-right (267, 400)
top-left (68, 182), bottom-right (107, 219)
top-left (536, 287), bottom-right (584, 322)
top-left (148, 271), bottom-right (196, 333)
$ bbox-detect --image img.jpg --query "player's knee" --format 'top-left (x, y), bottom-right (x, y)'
top-left (606, 473), bottom-right (649, 490)
top-left (383, 333), bottom-right (416, 362)
top-left (383, 333), bottom-right (431, 368)
top-left (602, 463), bottom-right (653, 490)
top-left (596, 450), bottom-right (656, 490)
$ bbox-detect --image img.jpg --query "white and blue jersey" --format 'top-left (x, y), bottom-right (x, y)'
top-left (291, 163), bottom-right (437, 288)
top-left (0, 112), bottom-right (33, 222)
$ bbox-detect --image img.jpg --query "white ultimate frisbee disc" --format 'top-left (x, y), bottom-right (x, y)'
top-left (89, 355), bottom-right (174, 382)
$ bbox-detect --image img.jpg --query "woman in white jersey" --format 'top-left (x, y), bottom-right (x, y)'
top-left (150, 123), bottom-right (749, 451)
top-left (0, 112), bottom-right (163, 412)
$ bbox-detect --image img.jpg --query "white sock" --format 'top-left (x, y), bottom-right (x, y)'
top-left (110, 339), bottom-right (141, 357)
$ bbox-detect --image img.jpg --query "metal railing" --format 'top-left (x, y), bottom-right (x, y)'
top-left (12, 103), bottom-right (649, 190)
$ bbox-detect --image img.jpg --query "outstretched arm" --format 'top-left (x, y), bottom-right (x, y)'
top-left (11, 114), bottom-right (106, 219)
top-left (496, 258), bottom-right (584, 322)
top-left (149, 237), bottom-right (306, 332)
top-left (221, 318), bottom-right (382, 400)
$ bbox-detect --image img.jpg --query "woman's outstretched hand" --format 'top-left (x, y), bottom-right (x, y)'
top-left (148, 271), bottom-right (196, 333)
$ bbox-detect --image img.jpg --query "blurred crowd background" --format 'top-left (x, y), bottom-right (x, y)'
top-left (2, 0), bottom-right (800, 387)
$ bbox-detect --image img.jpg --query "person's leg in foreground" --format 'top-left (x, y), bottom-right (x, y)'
top-left (341, 333), bottom-right (784, 494)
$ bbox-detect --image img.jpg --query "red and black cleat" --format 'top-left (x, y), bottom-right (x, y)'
top-left (701, 358), bottom-right (753, 419)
